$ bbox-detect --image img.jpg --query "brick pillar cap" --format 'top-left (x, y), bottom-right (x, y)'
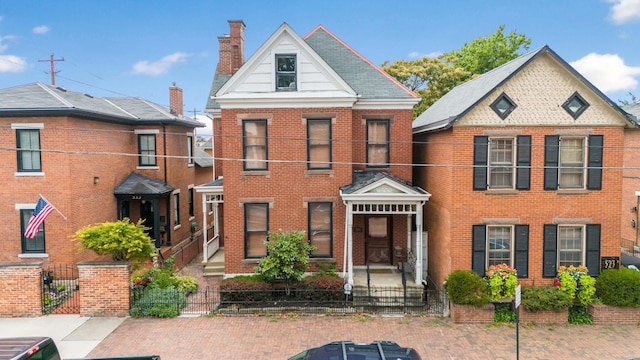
top-left (77, 261), bottom-right (130, 267)
top-left (0, 261), bottom-right (43, 268)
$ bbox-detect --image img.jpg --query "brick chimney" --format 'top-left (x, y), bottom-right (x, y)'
top-left (169, 82), bottom-right (183, 116)
top-left (218, 20), bottom-right (245, 75)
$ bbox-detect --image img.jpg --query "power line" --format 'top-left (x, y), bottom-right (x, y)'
top-left (38, 54), bottom-right (65, 86)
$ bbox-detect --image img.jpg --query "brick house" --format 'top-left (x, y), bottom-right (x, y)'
top-left (412, 46), bottom-right (637, 287)
top-left (199, 21), bottom-right (430, 285)
top-left (0, 82), bottom-right (205, 266)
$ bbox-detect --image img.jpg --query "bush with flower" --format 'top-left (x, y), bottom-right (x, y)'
top-left (556, 265), bottom-right (596, 306)
top-left (485, 263), bottom-right (518, 301)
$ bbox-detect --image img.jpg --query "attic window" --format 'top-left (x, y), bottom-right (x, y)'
top-left (562, 92), bottom-right (590, 119)
top-left (276, 54), bottom-right (296, 91)
top-left (490, 92), bottom-right (517, 119)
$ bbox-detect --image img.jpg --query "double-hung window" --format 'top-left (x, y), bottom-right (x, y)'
top-left (544, 135), bottom-right (603, 190)
top-left (276, 54), bottom-right (296, 91)
top-left (188, 187), bottom-right (194, 219)
top-left (16, 129), bottom-right (42, 172)
top-left (472, 224), bottom-right (529, 278)
top-left (543, 223), bottom-right (601, 277)
top-left (307, 119), bottom-right (331, 170)
top-left (487, 226), bottom-right (512, 266)
top-left (138, 134), bottom-right (157, 166)
top-left (488, 138), bottom-right (515, 189)
top-left (243, 120), bottom-right (267, 170)
top-left (245, 203), bottom-right (268, 258)
top-left (558, 225), bottom-right (583, 267)
top-left (173, 191), bottom-right (180, 227)
top-left (559, 138), bottom-right (585, 189)
top-left (309, 203), bottom-right (332, 257)
top-left (366, 120), bottom-right (389, 168)
top-left (187, 135), bottom-right (194, 165)
top-left (20, 209), bottom-right (45, 253)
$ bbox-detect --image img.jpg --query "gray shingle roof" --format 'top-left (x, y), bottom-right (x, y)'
top-left (0, 82), bottom-right (204, 128)
top-left (623, 102), bottom-right (640, 122)
top-left (205, 70), bottom-right (232, 111)
top-left (413, 46), bottom-right (636, 133)
top-left (340, 171), bottom-right (427, 194)
top-left (305, 27), bottom-right (416, 100)
top-left (114, 172), bottom-right (175, 196)
top-left (194, 145), bottom-right (213, 168)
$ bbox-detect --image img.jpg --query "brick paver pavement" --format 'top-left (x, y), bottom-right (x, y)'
top-left (87, 315), bottom-right (640, 359)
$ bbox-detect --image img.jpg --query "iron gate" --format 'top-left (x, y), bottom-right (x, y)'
top-left (42, 264), bottom-right (79, 314)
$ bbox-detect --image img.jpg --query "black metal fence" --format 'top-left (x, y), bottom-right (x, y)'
top-left (42, 264), bottom-right (79, 314)
top-left (130, 284), bottom-right (446, 317)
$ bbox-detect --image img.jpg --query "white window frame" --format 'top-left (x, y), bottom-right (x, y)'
top-left (557, 224), bottom-right (585, 267)
top-left (558, 136), bottom-right (586, 190)
top-left (172, 190), bottom-right (181, 229)
top-left (486, 225), bottom-right (514, 267)
top-left (488, 137), bottom-right (515, 189)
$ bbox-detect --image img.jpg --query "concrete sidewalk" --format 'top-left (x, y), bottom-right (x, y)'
top-left (0, 315), bottom-right (125, 359)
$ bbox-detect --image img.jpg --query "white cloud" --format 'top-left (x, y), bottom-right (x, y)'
top-left (0, 35), bottom-right (17, 53)
top-left (132, 52), bottom-right (189, 76)
top-left (32, 25), bottom-right (50, 34)
top-left (0, 55), bottom-right (27, 73)
top-left (570, 53), bottom-right (640, 93)
top-left (194, 114), bottom-right (213, 136)
top-left (607, 0), bottom-right (640, 24)
top-left (408, 51), bottom-right (443, 59)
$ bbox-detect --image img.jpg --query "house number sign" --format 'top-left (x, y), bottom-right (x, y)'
top-left (601, 256), bottom-right (619, 270)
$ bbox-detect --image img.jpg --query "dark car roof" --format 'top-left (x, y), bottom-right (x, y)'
top-left (0, 337), bottom-right (53, 360)
top-left (290, 341), bottom-right (421, 360)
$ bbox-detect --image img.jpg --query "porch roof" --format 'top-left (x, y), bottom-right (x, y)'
top-left (339, 171), bottom-right (431, 203)
top-left (114, 172), bottom-right (175, 196)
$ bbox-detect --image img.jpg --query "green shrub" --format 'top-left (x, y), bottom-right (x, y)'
top-left (130, 287), bottom-right (187, 318)
top-left (557, 265), bottom-right (596, 306)
top-left (314, 261), bottom-right (338, 277)
top-left (494, 306), bottom-right (516, 323)
top-left (568, 305), bottom-right (593, 325)
top-left (220, 276), bottom-right (273, 302)
top-left (596, 267), bottom-right (640, 307)
top-left (521, 285), bottom-right (573, 312)
top-left (445, 270), bottom-right (489, 307)
top-left (176, 276), bottom-right (198, 294)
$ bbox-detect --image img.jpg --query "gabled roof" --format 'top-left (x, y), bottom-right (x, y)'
top-left (0, 82), bottom-right (204, 128)
top-left (205, 67), bottom-right (232, 111)
top-left (194, 145), bottom-right (213, 168)
top-left (304, 25), bottom-right (418, 100)
top-left (114, 172), bottom-right (175, 196)
top-left (340, 171), bottom-right (429, 196)
top-left (624, 102), bottom-right (640, 123)
top-left (413, 46), bottom-right (637, 133)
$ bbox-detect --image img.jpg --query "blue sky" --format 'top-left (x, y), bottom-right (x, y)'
top-left (1, 1), bottom-right (640, 135)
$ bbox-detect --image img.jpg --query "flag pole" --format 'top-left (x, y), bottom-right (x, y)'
top-left (38, 194), bottom-right (68, 221)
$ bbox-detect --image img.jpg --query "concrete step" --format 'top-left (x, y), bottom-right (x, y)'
top-left (203, 264), bottom-right (224, 277)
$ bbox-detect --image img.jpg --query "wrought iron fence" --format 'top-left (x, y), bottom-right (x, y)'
top-left (42, 264), bottom-right (79, 314)
top-left (130, 284), bottom-right (446, 317)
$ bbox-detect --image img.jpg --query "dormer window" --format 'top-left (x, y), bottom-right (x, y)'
top-left (276, 54), bottom-right (296, 91)
top-left (490, 92), bottom-right (517, 119)
top-left (562, 92), bottom-right (589, 119)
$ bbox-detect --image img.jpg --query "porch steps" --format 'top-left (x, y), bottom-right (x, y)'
top-left (203, 249), bottom-right (224, 277)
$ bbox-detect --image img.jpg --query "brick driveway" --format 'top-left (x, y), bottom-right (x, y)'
top-left (87, 315), bottom-right (640, 359)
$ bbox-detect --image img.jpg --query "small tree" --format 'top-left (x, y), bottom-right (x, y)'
top-left (255, 230), bottom-right (316, 294)
top-left (73, 218), bottom-right (157, 263)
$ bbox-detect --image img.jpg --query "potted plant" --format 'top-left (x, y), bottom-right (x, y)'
top-left (485, 264), bottom-right (518, 302)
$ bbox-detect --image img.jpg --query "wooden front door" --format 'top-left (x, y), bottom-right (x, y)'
top-left (365, 215), bottom-right (391, 264)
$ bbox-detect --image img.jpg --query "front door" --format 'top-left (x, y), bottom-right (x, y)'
top-left (365, 215), bottom-right (391, 264)
top-left (140, 201), bottom-right (155, 239)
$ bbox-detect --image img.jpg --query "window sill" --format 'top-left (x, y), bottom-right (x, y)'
top-left (174, 224), bottom-right (182, 231)
top-left (241, 171), bottom-right (271, 178)
top-left (18, 253), bottom-right (49, 259)
top-left (242, 258), bottom-right (262, 265)
top-left (187, 164), bottom-right (194, 168)
top-left (188, 216), bottom-right (195, 222)
top-left (136, 166), bottom-right (160, 170)
top-left (485, 189), bottom-right (519, 195)
top-left (556, 189), bottom-right (589, 195)
top-left (305, 169), bottom-right (334, 177)
top-left (15, 172), bottom-right (44, 177)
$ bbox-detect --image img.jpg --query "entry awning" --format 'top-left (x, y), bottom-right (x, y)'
top-left (339, 171), bottom-right (431, 208)
top-left (114, 172), bottom-right (175, 196)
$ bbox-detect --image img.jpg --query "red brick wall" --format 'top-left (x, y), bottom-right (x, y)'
top-left (519, 307), bottom-right (568, 324)
top-left (416, 126), bottom-right (624, 287)
top-left (450, 303), bottom-right (494, 324)
top-left (0, 262), bottom-right (43, 317)
top-left (589, 304), bottom-right (640, 325)
top-left (622, 129), bottom-right (640, 248)
top-left (78, 262), bottom-right (130, 317)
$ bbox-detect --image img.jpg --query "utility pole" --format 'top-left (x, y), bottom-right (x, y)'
top-left (38, 54), bottom-right (64, 86)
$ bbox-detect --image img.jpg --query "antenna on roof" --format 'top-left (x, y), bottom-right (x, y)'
top-left (38, 54), bottom-right (65, 86)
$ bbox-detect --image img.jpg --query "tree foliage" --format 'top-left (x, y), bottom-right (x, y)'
top-left (73, 218), bottom-right (157, 262)
top-left (382, 25), bottom-right (531, 117)
top-left (254, 230), bottom-right (316, 287)
top-left (618, 92), bottom-right (638, 106)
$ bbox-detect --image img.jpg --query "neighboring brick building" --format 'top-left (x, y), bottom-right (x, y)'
top-left (412, 46), bottom-right (637, 287)
top-left (622, 101), bottom-right (640, 261)
top-left (200, 20), bottom-right (429, 285)
top-left (0, 82), bottom-right (205, 266)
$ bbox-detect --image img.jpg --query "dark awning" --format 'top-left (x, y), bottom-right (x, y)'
top-left (114, 172), bottom-right (175, 196)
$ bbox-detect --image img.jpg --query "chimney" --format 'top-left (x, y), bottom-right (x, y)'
top-left (169, 82), bottom-right (183, 116)
top-left (218, 20), bottom-right (245, 75)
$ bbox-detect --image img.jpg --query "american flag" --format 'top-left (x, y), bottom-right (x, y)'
top-left (24, 197), bottom-right (55, 238)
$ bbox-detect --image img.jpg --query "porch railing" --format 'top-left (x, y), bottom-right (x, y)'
top-left (203, 234), bottom-right (219, 262)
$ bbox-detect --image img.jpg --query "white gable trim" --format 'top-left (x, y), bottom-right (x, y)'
top-left (216, 23), bottom-right (356, 98)
top-left (340, 177), bottom-right (431, 203)
top-left (353, 98), bottom-right (420, 110)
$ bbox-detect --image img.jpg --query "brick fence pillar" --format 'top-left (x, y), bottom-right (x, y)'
top-left (78, 261), bottom-right (130, 317)
top-left (0, 262), bottom-right (43, 317)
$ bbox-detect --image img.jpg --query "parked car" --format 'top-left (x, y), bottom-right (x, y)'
top-left (288, 341), bottom-right (422, 360)
top-left (0, 337), bottom-right (160, 360)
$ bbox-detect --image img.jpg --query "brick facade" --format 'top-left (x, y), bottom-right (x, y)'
top-left (0, 262), bottom-right (43, 317)
top-left (78, 262), bottom-right (130, 317)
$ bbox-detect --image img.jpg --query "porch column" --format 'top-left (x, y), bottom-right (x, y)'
top-left (201, 194), bottom-right (208, 262)
top-left (415, 202), bottom-right (424, 285)
top-left (214, 203), bottom-right (220, 237)
top-left (345, 202), bottom-right (354, 285)
top-left (406, 214), bottom-right (411, 255)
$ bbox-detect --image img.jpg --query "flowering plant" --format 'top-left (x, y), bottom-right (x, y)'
top-left (485, 264), bottom-right (518, 301)
top-left (556, 265), bottom-right (596, 306)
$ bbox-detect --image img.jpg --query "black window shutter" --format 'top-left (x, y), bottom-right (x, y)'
top-left (544, 136), bottom-right (559, 190)
top-left (587, 135), bottom-right (603, 190)
top-left (516, 135), bottom-right (531, 190)
top-left (473, 136), bottom-right (488, 190)
top-left (543, 224), bottom-right (558, 277)
top-left (585, 224), bottom-right (601, 276)
top-left (514, 225), bottom-right (529, 278)
top-left (472, 225), bottom-right (487, 276)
